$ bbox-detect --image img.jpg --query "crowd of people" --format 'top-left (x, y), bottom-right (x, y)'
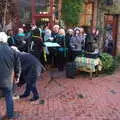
top-left (7, 24), bottom-right (101, 70)
top-left (0, 23), bottom-right (114, 119)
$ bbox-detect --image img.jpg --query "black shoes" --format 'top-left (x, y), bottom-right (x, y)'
top-left (20, 94), bottom-right (39, 102)
top-left (19, 94), bottom-right (29, 98)
top-left (29, 96), bottom-right (39, 101)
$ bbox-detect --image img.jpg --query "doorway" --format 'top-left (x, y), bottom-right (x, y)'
top-left (104, 14), bottom-right (119, 56)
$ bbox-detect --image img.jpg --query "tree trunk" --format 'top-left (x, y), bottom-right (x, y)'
top-left (97, 0), bottom-right (105, 52)
top-left (3, 0), bottom-right (8, 32)
top-left (58, 0), bottom-right (62, 20)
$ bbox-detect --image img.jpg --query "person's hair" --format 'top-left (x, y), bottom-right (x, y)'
top-left (79, 27), bottom-right (85, 34)
top-left (0, 32), bottom-right (8, 43)
top-left (32, 28), bottom-right (40, 36)
top-left (53, 24), bottom-right (60, 29)
top-left (74, 27), bottom-right (80, 31)
top-left (18, 28), bottom-right (24, 33)
top-left (25, 24), bottom-right (31, 31)
top-left (7, 29), bottom-right (13, 36)
top-left (67, 29), bottom-right (73, 33)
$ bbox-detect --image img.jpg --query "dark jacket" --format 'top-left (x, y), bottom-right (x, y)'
top-left (52, 32), bottom-right (59, 42)
top-left (85, 33), bottom-right (95, 52)
top-left (0, 43), bottom-right (21, 89)
top-left (65, 33), bottom-right (73, 49)
top-left (7, 36), bottom-right (16, 46)
top-left (56, 34), bottom-right (65, 47)
top-left (18, 52), bottom-right (44, 84)
top-left (15, 33), bottom-right (27, 52)
top-left (30, 36), bottom-right (44, 53)
top-left (30, 36), bottom-right (45, 61)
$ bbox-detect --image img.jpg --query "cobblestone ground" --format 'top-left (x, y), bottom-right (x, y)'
top-left (0, 70), bottom-right (120, 120)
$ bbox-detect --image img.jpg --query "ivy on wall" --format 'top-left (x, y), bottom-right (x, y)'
top-left (61, 0), bottom-right (84, 27)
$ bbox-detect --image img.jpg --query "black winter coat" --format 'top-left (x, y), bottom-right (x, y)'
top-left (7, 36), bottom-right (16, 46)
top-left (30, 36), bottom-right (45, 62)
top-left (18, 52), bottom-right (44, 85)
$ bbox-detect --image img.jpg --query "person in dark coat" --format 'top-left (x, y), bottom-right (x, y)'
top-left (65, 29), bottom-right (74, 61)
top-left (15, 28), bottom-right (27, 52)
top-left (0, 32), bottom-right (21, 119)
top-left (55, 28), bottom-right (66, 71)
top-left (52, 25), bottom-right (60, 41)
top-left (30, 28), bottom-right (45, 66)
top-left (70, 27), bottom-right (86, 61)
top-left (84, 27), bottom-right (95, 52)
top-left (11, 47), bottom-right (45, 101)
top-left (7, 29), bottom-right (16, 46)
top-left (104, 31), bottom-right (114, 55)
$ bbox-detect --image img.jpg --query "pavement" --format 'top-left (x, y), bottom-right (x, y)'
top-left (0, 70), bottom-right (120, 120)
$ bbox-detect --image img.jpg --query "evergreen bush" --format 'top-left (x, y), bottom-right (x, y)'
top-left (100, 53), bottom-right (115, 74)
top-left (61, 0), bottom-right (84, 27)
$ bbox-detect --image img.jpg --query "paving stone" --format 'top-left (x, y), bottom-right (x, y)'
top-left (0, 71), bottom-right (120, 120)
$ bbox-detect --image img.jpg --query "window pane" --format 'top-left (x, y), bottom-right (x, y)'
top-left (80, 14), bottom-right (92, 26)
top-left (35, 0), bottom-right (49, 13)
top-left (86, 15), bottom-right (92, 25)
top-left (80, 3), bottom-right (93, 26)
top-left (85, 3), bottom-right (93, 14)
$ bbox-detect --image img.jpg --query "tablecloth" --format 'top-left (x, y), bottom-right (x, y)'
top-left (75, 57), bottom-right (102, 72)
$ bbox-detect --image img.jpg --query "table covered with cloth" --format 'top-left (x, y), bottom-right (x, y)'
top-left (74, 57), bottom-right (102, 78)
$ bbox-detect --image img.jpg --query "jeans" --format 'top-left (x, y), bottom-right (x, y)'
top-left (23, 82), bottom-right (39, 99)
top-left (1, 87), bottom-right (14, 118)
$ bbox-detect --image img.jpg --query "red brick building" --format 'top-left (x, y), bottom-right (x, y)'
top-left (17, 0), bottom-right (61, 28)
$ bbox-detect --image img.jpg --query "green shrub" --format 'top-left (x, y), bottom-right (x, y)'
top-left (115, 55), bottom-right (120, 64)
top-left (106, 59), bottom-right (117, 74)
top-left (62, 0), bottom-right (84, 27)
top-left (114, 55), bottom-right (120, 69)
top-left (100, 53), bottom-right (115, 74)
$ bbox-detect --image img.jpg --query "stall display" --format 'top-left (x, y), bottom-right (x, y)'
top-left (75, 56), bottom-right (102, 79)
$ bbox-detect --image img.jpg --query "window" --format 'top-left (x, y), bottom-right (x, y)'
top-left (80, 3), bottom-right (93, 26)
top-left (35, 0), bottom-right (49, 13)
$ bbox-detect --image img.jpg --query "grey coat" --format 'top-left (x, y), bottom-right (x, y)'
top-left (0, 43), bottom-right (21, 89)
top-left (70, 35), bottom-right (85, 51)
